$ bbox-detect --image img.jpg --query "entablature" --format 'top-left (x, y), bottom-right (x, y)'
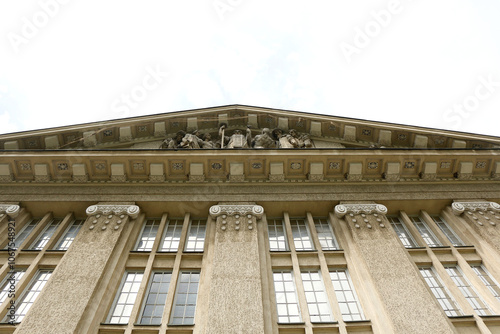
top-left (1, 149), bottom-right (499, 184)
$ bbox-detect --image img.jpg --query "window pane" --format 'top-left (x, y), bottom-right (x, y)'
top-left (431, 216), bottom-right (465, 246)
top-left (135, 219), bottom-right (160, 251)
top-left (410, 216), bottom-right (442, 247)
top-left (314, 218), bottom-right (339, 250)
top-left (170, 271), bottom-right (200, 325)
top-left (445, 266), bottom-right (492, 315)
top-left (184, 220), bottom-right (206, 252)
top-left (8, 219), bottom-right (39, 250)
top-left (140, 271), bottom-right (171, 324)
top-left (30, 219), bottom-right (62, 250)
top-left (419, 267), bottom-right (463, 316)
top-left (471, 265), bottom-right (500, 302)
top-left (388, 216), bottom-right (418, 248)
top-left (108, 272), bottom-right (144, 324)
top-left (273, 271), bottom-right (302, 323)
top-left (268, 219), bottom-right (288, 251)
top-left (301, 271), bottom-right (333, 322)
top-left (55, 219), bottom-right (84, 250)
top-left (0, 270), bottom-right (26, 303)
top-left (290, 218), bottom-right (314, 251)
top-left (6, 270), bottom-right (52, 322)
top-left (160, 219), bottom-right (183, 252)
top-left (329, 269), bottom-right (364, 321)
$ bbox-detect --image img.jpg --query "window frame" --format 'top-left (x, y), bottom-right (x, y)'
top-left (313, 217), bottom-right (339, 251)
top-left (134, 218), bottom-right (161, 252)
top-left (387, 215), bottom-right (419, 248)
top-left (267, 218), bottom-right (289, 252)
top-left (29, 218), bottom-right (62, 250)
top-left (54, 218), bottom-right (84, 251)
top-left (138, 270), bottom-right (172, 325)
top-left (106, 271), bottom-right (145, 324)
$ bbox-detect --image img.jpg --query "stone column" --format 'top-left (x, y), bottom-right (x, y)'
top-left (14, 203), bottom-right (140, 334)
top-left (205, 203), bottom-right (265, 334)
top-left (451, 201), bottom-right (500, 254)
top-left (335, 203), bottom-right (455, 334)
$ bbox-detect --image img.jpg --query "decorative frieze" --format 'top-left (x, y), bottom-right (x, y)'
top-left (0, 204), bottom-right (21, 218)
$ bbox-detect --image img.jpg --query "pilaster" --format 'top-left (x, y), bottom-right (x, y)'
top-left (204, 203), bottom-right (265, 334)
top-left (14, 202), bottom-right (140, 334)
top-left (452, 200), bottom-right (500, 255)
top-left (335, 202), bottom-right (455, 334)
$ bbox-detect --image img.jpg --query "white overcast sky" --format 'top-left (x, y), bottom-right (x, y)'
top-left (1, 0), bottom-right (499, 136)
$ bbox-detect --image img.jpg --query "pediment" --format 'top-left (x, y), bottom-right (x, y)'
top-left (1, 105), bottom-right (499, 150)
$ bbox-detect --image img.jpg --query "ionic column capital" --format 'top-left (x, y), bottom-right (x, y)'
top-left (0, 204), bottom-right (21, 218)
top-left (209, 204), bottom-right (264, 219)
top-left (334, 203), bottom-right (387, 218)
top-left (451, 201), bottom-right (500, 216)
top-left (86, 203), bottom-right (140, 219)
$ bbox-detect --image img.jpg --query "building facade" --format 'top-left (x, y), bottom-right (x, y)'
top-left (0, 105), bottom-right (500, 334)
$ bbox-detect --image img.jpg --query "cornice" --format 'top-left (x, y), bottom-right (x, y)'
top-left (1, 105), bottom-right (499, 151)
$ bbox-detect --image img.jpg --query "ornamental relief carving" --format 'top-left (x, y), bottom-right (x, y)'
top-left (159, 124), bottom-right (314, 150)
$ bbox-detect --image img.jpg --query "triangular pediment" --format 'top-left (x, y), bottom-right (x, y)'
top-left (1, 105), bottom-right (499, 150)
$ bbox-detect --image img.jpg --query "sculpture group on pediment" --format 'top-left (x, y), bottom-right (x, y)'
top-left (159, 124), bottom-right (314, 149)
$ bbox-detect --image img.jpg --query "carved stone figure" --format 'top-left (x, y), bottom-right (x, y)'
top-left (201, 133), bottom-right (216, 149)
top-left (218, 124), bottom-right (251, 148)
top-left (160, 130), bottom-right (186, 149)
top-left (280, 129), bottom-right (313, 148)
top-left (180, 130), bottom-right (203, 149)
top-left (251, 128), bottom-right (276, 148)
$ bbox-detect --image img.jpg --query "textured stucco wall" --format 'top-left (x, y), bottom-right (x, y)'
top-left (14, 213), bottom-right (130, 334)
top-left (344, 213), bottom-right (456, 334)
top-left (205, 213), bottom-right (265, 334)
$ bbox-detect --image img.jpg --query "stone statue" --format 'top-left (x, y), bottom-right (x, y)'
top-left (279, 129), bottom-right (313, 148)
top-left (251, 128), bottom-right (276, 148)
top-left (218, 124), bottom-right (251, 148)
top-left (180, 130), bottom-right (203, 149)
top-left (160, 130), bottom-right (186, 149)
top-left (201, 133), bottom-right (216, 149)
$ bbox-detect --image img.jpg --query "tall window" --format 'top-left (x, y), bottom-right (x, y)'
top-left (330, 269), bottom-right (364, 321)
top-left (445, 266), bottom-right (492, 315)
top-left (170, 271), bottom-right (200, 325)
top-left (268, 219), bottom-right (288, 251)
top-left (314, 218), bottom-right (339, 250)
top-left (290, 218), bottom-right (314, 251)
top-left (301, 271), bottom-right (333, 322)
top-left (135, 219), bottom-right (160, 251)
top-left (9, 270), bottom-right (53, 322)
top-left (431, 216), bottom-right (465, 246)
top-left (0, 270), bottom-right (25, 303)
top-left (108, 271), bottom-right (144, 324)
top-left (159, 219), bottom-right (183, 252)
top-left (54, 219), bottom-right (84, 250)
top-left (30, 218), bottom-right (62, 250)
top-left (388, 216), bottom-right (418, 248)
top-left (139, 271), bottom-right (171, 324)
top-left (471, 265), bottom-right (500, 302)
top-left (410, 216), bottom-right (442, 247)
top-left (184, 219), bottom-right (206, 252)
top-left (9, 219), bottom-right (39, 250)
top-left (419, 267), bottom-right (462, 316)
top-left (273, 271), bottom-right (301, 323)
